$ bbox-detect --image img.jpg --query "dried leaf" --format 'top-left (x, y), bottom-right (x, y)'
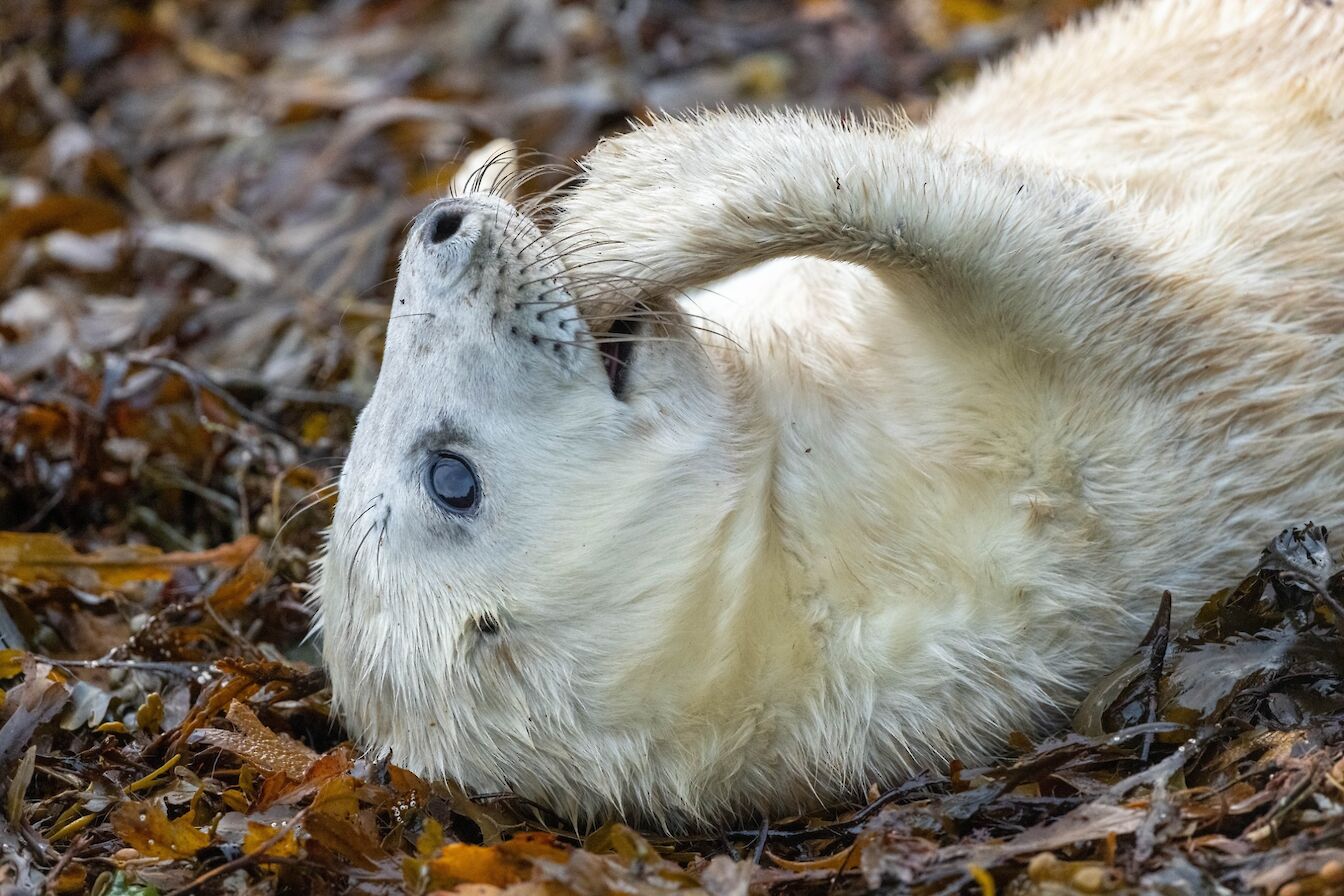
top-left (6, 744), bottom-right (35, 825)
top-left (206, 556), bottom-right (271, 617)
top-left (59, 679), bottom-right (112, 730)
top-left (0, 194), bottom-right (123, 245)
top-left (127, 755), bottom-right (182, 794)
top-left (0, 532), bottom-right (260, 590)
top-left (189, 700), bottom-right (318, 780)
top-left (417, 837), bottom-right (567, 890)
top-left (302, 775), bottom-right (386, 869)
top-left (0, 649), bottom-right (23, 679)
top-left (0, 664), bottom-right (70, 765)
top-left (110, 800), bottom-right (210, 860)
top-left (137, 222), bottom-right (276, 286)
top-left (178, 39), bottom-right (249, 78)
top-left (135, 692), bottom-right (164, 734)
top-left (766, 848), bottom-right (856, 873)
top-left (48, 864), bottom-right (87, 895)
top-left (701, 855), bottom-right (756, 896)
top-left (965, 803), bottom-right (1146, 863)
top-left (243, 820), bottom-right (299, 859)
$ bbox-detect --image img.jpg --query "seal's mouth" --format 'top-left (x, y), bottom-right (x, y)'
top-left (599, 317), bottom-right (638, 398)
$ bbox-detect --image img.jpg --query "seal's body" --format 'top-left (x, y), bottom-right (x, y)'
top-left (317, 0), bottom-right (1344, 826)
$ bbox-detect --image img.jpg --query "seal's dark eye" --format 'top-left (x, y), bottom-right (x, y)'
top-left (428, 454), bottom-right (479, 513)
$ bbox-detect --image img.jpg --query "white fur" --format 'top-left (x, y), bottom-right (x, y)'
top-left (316, 0), bottom-right (1344, 828)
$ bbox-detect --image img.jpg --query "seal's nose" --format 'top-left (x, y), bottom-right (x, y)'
top-left (426, 208), bottom-right (465, 245)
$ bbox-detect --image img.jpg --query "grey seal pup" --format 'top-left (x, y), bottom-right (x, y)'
top-left (316, 0), bottom-right (1344, 826)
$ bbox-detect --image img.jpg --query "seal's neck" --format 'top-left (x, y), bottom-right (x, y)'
top-left (607, 338), bottom-right (931, 747)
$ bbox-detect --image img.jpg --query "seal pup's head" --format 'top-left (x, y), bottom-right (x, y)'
top-left (314, 193), bottom-right (780, 826)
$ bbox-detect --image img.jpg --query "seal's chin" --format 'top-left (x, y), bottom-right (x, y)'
top-left (598, 317), bottom-right (638, 398)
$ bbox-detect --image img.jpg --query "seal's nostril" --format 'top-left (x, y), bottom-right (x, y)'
top-left (428, 210), bottom-right (464, 245)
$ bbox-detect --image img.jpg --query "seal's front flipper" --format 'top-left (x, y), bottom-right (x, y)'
top-left (551, 112), bottom-right (1206, 379)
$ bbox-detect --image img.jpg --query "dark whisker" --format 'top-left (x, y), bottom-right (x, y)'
top-left (582, 312), bottom-right (740, 349)
top-left (466, 146), bottom-right (520, 194)
top-left (482, 149), bottom-right (555, 205)
top-left (375, 513), bottom-right (390, 580)
top-left (514, 226), bottom-right (555, 259)
top-left (496, 162), bottom-right (574, 203)
top-left (514, 255), bottom-right (654, 290)
top-left (528, 231), bottom-right (620, 260)
top-left (344, 496), bottom-right (382, 541)
top-left (532, 336), bottom-right (603, 355)
top-left (347, 519), bottom-right (379, 589)
top-left (519, 239), bottom-right (618, 275)
top-left (517, 172), bottom-right (585, 218)
top-left (521, 236), bottom-right (621, 268)
top-left (588, 334), bottom-right (703, 346)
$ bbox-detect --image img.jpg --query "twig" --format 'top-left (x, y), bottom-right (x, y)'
top-left (824, 841), bottom-right (859, 896)
top-left (164, 807), bottom-right (308, 896)
top-left (209, 375), bottom-right (364, 410)
top-left (125, 355), bottom-right (291, 439)
top-left (17, 484), bottom-right (70, 532)
top-left (751, 816), bottom-right (769, 866)
top-left (42, 832), bottom-right (87, 894)
top-left (1141, 591), bottom-right (1173, 762)
top-left (1106, 726), bottom-right (1215, 801)
top-left (31, 655), bottom-right (211, 679)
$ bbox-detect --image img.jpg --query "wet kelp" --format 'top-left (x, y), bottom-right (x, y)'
top-left (3, 526), bottom-right (1342, 894)
top-left (2, 0), bottom-right (1340, 894)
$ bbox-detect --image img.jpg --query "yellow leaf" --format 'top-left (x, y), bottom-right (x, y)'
top-left (48, 812), bottom-right (96, 841)
top-left (51, 864), bottom-right (86, 894)
top-left (135, 692), bottom-right (164, 735)
top-left (110, 800), bottom-right (209, 859)
top-left (940, 0), bottom-right (1008, 26)
top-left (244, 821), bottom-right (299, 858)
top-left (302, 775), bottom-right (386, 869)
top-left (300, 411), bottom-right (331, 445)
top-left (191, 700), bottom-right (318, 780)
top-left (126, 754), bottom-right (179, 793)
top-left (423, 844), bottom-right (530, 888)
top-left (179, 38), bottom-right (248, 78)
top-left (0, 649), bottom-right (23, 679)
top-left (0, 532), bottom-right (260, 590)
top-left (765, 847), bottom-right (856, 873)
top-left (969, 863), bottom-right (996, 896)
top-left (221, 789), bottom-right (250, 812)
top-left (585, 823), bottom-right (656, 863)
top-left (416, 817), bottom-right (446, 858)
top-left (417, 835), bottom-right (569, 890)
top-left (207, 556), bottom-right (272, 617)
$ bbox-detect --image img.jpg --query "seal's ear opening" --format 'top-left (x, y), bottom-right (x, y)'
top-left (577, 291), bottom-right (725, 402)
top-left (583, 295), bottom-right (681, 400)
top-left (599, 317), bottom-right (638, 398)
